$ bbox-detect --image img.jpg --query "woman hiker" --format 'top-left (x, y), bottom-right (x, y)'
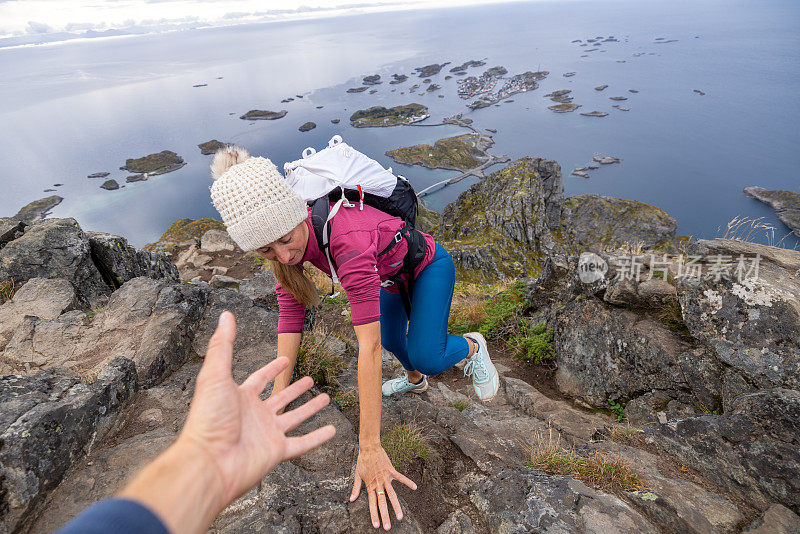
top-left (209, 145), bottom-right (499, 531)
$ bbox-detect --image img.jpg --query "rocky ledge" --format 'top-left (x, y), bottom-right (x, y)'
top-left (349, 104), bottom-right (429, 128)
top-left (385, 134), bottom-right (493, 172)
top-left (744, 186), bottom-right (800, 237)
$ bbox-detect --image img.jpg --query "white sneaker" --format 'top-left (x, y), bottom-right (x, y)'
top-left (381, 373), bottom-right (429, 397)
top-left (464, 332), bottom-right (499, 401)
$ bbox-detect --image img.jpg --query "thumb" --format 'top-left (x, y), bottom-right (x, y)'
top-left (350, 471), bottom-right (362, 502)
top-left (202, 311), bottom-right (237, 377)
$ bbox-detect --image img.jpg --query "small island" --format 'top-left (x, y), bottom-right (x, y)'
top-left (563, 72), bottom-right (576, 77)
top-left (595, 85), bottom-right (609, 91)
top-left (331, 118), bottom-right (340, 124)
top-left (390, 74), bottom-right (408, 84)
top-left (426, 84), bottom-right (441, 92)
top-left (609, 96), bottom-right (628, 101)
top-left (449, 59), bottom-right (486, 73)
top-left (743, 186), bottom-right (800, 237)
top-left (13, 195), bottom-right (63, 222)
top-left (349, 103), bottom-right (429, 128)
top-left (239, 110), bottom-right (287, 120)
top-left (346, 87), bottom-right (368, 93)
top-left (592, 155), bottom-right (621, 164)
top-left (385, 133), bottom-right (493, 171)
top-left (87, 172), bottom-right (110, 179)
top-left (126, 174), bottom-right (145, 183)
top-left (122, 150), bottom-right (186, 175)
top-left (548, 103), bottom-right (581, 113)
top-left (101, 179), bottom-right (120, 190)
top-left (459, 67), bottom-right (546, 107)
top-left (280, 97), bottom-right (294, 103)
top-left (545, 89), bottom-right (573, 103)
top-left (298, 122), bottom-right (316, 132)
top-left (363, 74), bottom-right (381, 85)
top-left (198, 140), bottom-right (228, 155)
top-left (414, 62), bottom-right (450, 77)
top-left (580, 111), bottom-right (608, 117)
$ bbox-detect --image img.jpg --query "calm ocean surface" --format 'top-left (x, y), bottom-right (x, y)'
top-left (1, 0), bottom-right (798, 249)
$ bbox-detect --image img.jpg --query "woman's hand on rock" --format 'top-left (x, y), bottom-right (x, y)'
top-left (350, 444), bottom-right (417, 530)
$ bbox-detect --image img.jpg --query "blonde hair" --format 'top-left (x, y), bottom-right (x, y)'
top-left (270, 261), bottom-right (320, 307)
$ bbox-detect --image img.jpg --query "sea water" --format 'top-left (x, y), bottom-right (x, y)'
top-left (0, 0), bottom-right (798, 249)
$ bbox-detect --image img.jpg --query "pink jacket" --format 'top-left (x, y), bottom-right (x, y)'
top-left (276, 204), bottom-right (436, 333)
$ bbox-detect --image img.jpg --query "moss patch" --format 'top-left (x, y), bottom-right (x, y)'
top-left (143, 218), bottom-right (226, 251)
top-left (381, 423), bottom-right (430, 470)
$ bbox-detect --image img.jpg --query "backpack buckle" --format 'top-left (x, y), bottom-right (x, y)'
top-left (380, 280), bottom-right (395, 287)
top-left (392, 231), bottom-right (403, 244)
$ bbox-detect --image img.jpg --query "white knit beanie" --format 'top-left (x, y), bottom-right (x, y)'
top-left (209, 146), bottom-right (308, 252)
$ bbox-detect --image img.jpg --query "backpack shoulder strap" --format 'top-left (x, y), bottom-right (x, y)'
top-left (310, 196), bottom-right (344, 286)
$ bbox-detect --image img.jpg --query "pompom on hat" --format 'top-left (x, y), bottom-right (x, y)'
top-left (209, 145), bottom-right (308, 252)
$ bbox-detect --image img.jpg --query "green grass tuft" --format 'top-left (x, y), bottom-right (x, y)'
top-left (381, 423), bottom-right (430, 470)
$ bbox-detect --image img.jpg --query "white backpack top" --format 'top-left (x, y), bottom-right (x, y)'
top-left (283, 135), bottom-right (397, 202)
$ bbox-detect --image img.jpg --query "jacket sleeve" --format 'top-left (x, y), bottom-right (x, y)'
top-left (276, 280), bottom-right (306, 334)
top-left (56, 498), bottom-right (168, 534)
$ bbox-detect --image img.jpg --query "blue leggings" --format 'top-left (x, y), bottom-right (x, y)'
top-left (380, 243), bottom-right (469, 375)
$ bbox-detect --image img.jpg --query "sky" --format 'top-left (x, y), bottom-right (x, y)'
top-left (0, 0), bottom-right (526, 47)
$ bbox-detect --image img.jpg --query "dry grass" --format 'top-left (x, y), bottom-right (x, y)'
top-left (528, 426), bottom-right (644, 492)
top-left (381, 423), bottom-right (431, 470)
top-left (0, 278), bottom-right (16, 304)
top-left (609, 425), bottom-right (644, 442)
top-left (332, 388), bottom-right (359, 410)
top-left (720, 215), bottom-right (797, 249)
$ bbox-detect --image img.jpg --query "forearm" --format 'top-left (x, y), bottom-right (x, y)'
top-left (118, 437), bottom-right (224, 534)
top-left (355, 322), bottom-right (383, 448)
top-left (273, 332), bottom-right (302, 395)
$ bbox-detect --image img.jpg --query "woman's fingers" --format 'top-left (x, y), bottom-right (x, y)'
top-left (267, 376), bottom-right (314, 411)
top-left (376, 486), bottom-right (391, 530)
top-left (277, 393), bottom-right (330, 433)
top-left (283, 425), bottom-right (336, 460)
top-left (390, 469), bottom-right (418, 491)
top-left (368, 488), bottom-right (380, 529)
top-left (384, 480), bottom-right (403, 521)
top-left (241, 357), bottom-right (289, 395)
top-left (350, 471), bottom-right (362, 502)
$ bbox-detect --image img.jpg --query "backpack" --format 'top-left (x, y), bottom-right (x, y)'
top-left (283, 135), bottom-right (427, 316)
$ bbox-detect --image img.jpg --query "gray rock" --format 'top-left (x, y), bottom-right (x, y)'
top-left (0, 358), bottom-right (138, 534)
top-left (676, 245), bottom-right (800, 400)
top-left (0, 277), bottom-right (207, 385)
top-left (87, 231), bottom-right (179, 289)
top-left (210, 274), bottom-right (240, 289)
top-left (0, 218), bottom-right (110, 308)
top-left (645, 387), bottom-right (800, 513)
top-left (553, 298), bottom-right (710, 406)
top-left (0, 217), bottom-right (26, 248)
top-left (200, 229), bottom-right (237, 252)
top-left (744, 504), bottom-right (800, 533)
top-left (466, 469), bottom-right (657, 533)
top-left (239, 271), bottom-right (278, 309)
top-left (0, 278), bottom-right (80, 351)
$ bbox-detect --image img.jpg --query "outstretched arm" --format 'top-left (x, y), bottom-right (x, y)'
top-left (350, 321), bottom-right (417, 531)
top-left (272, 331), bottom-right (303, 398)
top-left (116, 311), bottom-right (335, 534)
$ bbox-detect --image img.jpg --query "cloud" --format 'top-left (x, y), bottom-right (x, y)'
top-left (25, 20), bottom-right (52, 33)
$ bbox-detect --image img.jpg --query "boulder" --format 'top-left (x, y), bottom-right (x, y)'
top-left (0, 358), bottom-right (138, 534)
top-left (87, 231), bottom-right (179, 289)
top-left (0, 218), bottom-right (110, 308)
top-left (0, 278), bottom-right (80, 351)
top-left (553, 298), bottom-right (720, 409)
top-left (744, 504), bottom-right (800, 533)
top-left (0, 217), bottom-right (26, 248)
top-left (563, 195), bottom-right (677, 250)
top-left (238, 271), bottom-right (277, 309)
top-left (200, 229), bottom-right (237, 252)
top-left (676, 241), bottom-right (800, 403)
top-left (0, 277), bottom-right (207, 386)
top-left (464, 470), bottom-right (657, 533)
top-left (210, 274), bottom-right (240, 289)
top-left (437, 157), bottom-right (564, 279)
top-left (644, 388), bottom-right (800, 513)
